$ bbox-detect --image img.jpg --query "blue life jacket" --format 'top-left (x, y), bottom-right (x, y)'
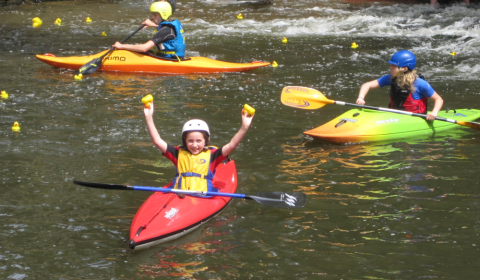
top-left (156, 20), bottom-right (185, 59)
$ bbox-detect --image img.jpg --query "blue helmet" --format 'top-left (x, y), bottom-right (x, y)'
top-left (388, 50), bottom-right (416, 70)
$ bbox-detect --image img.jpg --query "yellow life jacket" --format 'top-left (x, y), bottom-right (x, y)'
top-left (172, 147), bottom-right (216, 192)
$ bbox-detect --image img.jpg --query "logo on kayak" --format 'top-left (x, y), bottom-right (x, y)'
top-left (454, 113), bottom-right (467, 117)
top-left (165, 207), bottom-right (179, 219)
top-left (340, 118), bottom-right (357, 123)
top-left (284, 193), bottom-right (297, 207)
top-left (284, 87), bottom-right (310, 93)
top-left (376, 118), bottom-right (398, 125)
top-left (196, 159), bottom-right (207, 164)
top-left (282, 97), bottom-right (310, 108)
top-left (105, 56), bottom-right (126, 61)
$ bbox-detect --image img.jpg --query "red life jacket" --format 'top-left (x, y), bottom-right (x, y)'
top-left (389, 77), bottom-right (428, 114)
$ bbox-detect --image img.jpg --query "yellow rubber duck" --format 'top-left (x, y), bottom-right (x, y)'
top-left (86, 17), bottom-right (92, 23)
top-left (450, 51), bottom-right (456, 56)
top-left (74, 74), bottom-right (83, 80)
top-left (282, 37), bottom-right (288, 44)
top-left (272, 61), bottom-right (278, 68)
top-left (1, 90), bottom-right (8, 99)
top-left (32, 17), bottom-right (43, 28)
top-left (54, 18), bottom-right (62, 25)
top-left (142, 94), bottom-right (154, 108)
top-left (100, 31), bottom-right (107, 36)
top-left (12, 122), bottom-right (20, 132)
top-left (237, 13), bottom-right (243, 20)
top-left (243, 104), bottom-right (255, 117)
top-left (351, 42), bottom-right (359, 49)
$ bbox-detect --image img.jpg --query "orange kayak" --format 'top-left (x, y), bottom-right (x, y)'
top-left (36, 50), bottom-right (270, 74)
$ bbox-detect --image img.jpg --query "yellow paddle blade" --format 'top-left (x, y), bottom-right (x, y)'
top-left (456, 120), bottom-right (480, 131)
top-left (281, 86), bottom-right (334, 110)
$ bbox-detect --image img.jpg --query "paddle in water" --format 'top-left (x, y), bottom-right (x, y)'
top-left (75, 24), bottom-right (145, 75)
top-left (73, 180), bottom-right (306, 209)
top-left (281, 86), bottom-right (480, 131)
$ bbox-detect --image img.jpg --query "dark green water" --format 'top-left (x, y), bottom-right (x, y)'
top-left (2, 0), bottom-right (480, 278)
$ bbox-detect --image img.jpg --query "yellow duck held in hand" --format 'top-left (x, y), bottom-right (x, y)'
top-left (86, 17), bottom-right (92, 23)
top-left (141, 94), bottom-right (154, 108)
top-left (237, 13), bottom-right (243, 20)
top-left (12, 122), bottom-right (20, 132)
top-left (351, 42), bottom-right (359, 49)
top-left (243, 104), bottom-right (255, 117)
top-left (1, 90), bottom-right (8, 99)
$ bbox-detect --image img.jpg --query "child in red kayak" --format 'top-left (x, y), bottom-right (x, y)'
top-left (143, 103), bottom-right (254, 192)
top-left (356, 50), bottom-right (443, 121)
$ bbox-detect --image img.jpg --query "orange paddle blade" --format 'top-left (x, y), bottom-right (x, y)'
top-left (281, 86), bottom-right (334, 110)
top-left (456, 120), bottom-right (480, 131)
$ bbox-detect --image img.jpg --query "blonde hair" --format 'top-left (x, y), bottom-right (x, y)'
top-left (392, 67), bottom-right (418, 92)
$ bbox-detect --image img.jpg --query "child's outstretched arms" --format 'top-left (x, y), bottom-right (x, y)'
top-left (144, 102), bottom-right (168, 153)
top-left (222, 109), bottom-right (254, 156)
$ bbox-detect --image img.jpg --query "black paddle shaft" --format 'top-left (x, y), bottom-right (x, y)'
top-left (75, 24), bottom-right (145, 75)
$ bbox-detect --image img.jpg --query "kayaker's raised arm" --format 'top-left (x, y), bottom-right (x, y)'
top-left (222, 109), bottom-right (254, 157)
top-left (144, 103), bottom-right (168, 153)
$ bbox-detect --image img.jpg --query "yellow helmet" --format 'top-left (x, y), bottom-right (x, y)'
top-left (150, 1), bottom-right (172, 20)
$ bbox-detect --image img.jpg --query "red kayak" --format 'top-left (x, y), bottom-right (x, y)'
top-left (129, 159), bottom-right (237, 250)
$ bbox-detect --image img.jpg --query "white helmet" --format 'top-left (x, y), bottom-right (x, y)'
top-left (182, 119), bottom-right (210, 135)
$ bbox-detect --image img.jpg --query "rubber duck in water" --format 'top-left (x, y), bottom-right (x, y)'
top-left (74, 73), bottom-right (83, 80)
top-left (12, 122), bottom-right (20, 132)
top-left (450, 51), bottom-right (456, 56)
top-left (54, 18), bottom-right (62, 25)
top-left (100, 31), bottom-right (107, 36)
top-left (351, 42), bottom-right (359, 49)
top-left (86, 17), bottom-right (92, 23)
top-left (272, 61), bottom-right (278, 68)
top-left (1, 90), bottom-right (8, 99)
top-left (237, 13), bottom-right (243, 20)
top-left (282, 37), bottom-right (288, 44)
top-left (32, 17), bottom-right (43, 28)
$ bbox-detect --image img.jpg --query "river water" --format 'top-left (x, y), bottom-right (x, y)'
top-left (2, 0), bottom-right (480, 278)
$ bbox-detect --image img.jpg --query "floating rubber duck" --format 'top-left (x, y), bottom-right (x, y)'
top-left (141, 94), bottom-right (154, 108)
top-left (1, 90), bottom-right (8, 99)
top-left (272, 61), bottom-right (278, 68)
top-left (86, 17), bottom-right (92, 23)
top-left (243, 104), bottom-right (256, 117)
top-left (450, 51), bottom-right (457, 56)
top-left (54, 18), bottom-right (62, 25)
top-left (282, 37), bottom-right (288, 44)
top-left (237, 13), bottom-right (243, 20)
top-left (351, 42), bottom-right (359, 49)
top-left (32, 17), bottom-right (43, 28)
top-left (100, 31), bottom-right (107, 36)
top-left (12, 122), bottom-right (20, 132)
top-left (74, 73), bottom-right (83, 80)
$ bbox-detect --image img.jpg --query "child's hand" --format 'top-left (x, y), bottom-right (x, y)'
top-left (144, 101), bottom-right (155, 118)
top-left (241, 108), bottom-right (254, 128)
top-left (142, 19), bottom-right (158, 28)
